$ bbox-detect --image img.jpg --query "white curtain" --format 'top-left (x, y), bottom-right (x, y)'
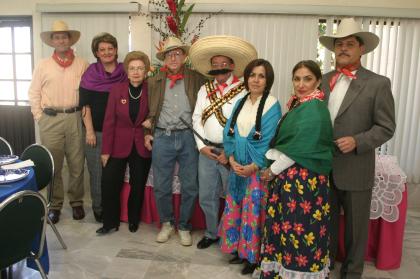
top-left (152, 14), bottom-right (319, 111)
top-left (41, 13), bottom-right (130, 63)
top-left (323, 17), bottom-right (420, 183)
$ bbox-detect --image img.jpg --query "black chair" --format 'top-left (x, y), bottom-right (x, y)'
top-left (0, 190), bottom-right (48, 279)
top-left (21, 144), bottom-right (67, 249)
top-left (0, 137), bottom-right (13, 155)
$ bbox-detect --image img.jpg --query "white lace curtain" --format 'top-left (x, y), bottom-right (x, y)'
top-left (323, 17), bottom-right (420, 183)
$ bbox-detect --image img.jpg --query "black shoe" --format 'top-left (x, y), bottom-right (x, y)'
top-left (72, 206), bottom-right (85, 220)
top-left (128, 223), bottom-right (139, 233)
top-left (93, 211), bottom-right (103, 223)
top-left (96, 226), bottom-right (119, 235)
top-left (228, 254), bottom-right (244, 264)
top-left (197, 237), bottom-right (219, 249)
top-left (241, 261), bottom-right (257, 275)
top-left (48, 209), bottom-right (61, 224)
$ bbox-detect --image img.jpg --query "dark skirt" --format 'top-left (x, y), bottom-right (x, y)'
top-left (259, 163), bottom-right (330, 279)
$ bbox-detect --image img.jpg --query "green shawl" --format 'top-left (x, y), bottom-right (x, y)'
top-left (271, 99), bottom-right (334, 175)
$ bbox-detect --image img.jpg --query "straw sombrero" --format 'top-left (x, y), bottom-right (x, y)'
top-left (319, 18), bottom-right (379, 54)
top-left (189, 35), bottom-right (258, 78)
top-left (156, 37), bottom-right (190, 61)
top-left (40, 20), bottom-right (80, 47)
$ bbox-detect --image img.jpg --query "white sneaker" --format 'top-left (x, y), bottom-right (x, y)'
top-left (178, 230), bottom-right (192, 246)
top-left (156, 222), bottom-right (174, 243)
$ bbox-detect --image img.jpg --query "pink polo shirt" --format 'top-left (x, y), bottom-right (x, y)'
top-left (28, 56), bottom-right (88, 121)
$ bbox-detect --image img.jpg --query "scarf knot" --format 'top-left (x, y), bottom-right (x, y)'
top-left (329, 61), bottom-right (361, 91)
top-left (52, 49), bottom-right (75, 68)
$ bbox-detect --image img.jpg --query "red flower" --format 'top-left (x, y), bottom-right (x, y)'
top-left (166, 0), bottom-right (177, 16)
top-left (287, 199), bottom-right (296, 213)
top-left (272, 222), bottom-right (281, 235)
top-left (299, 200), bottom-right (312, 214)
top-left (319, 175), bottom-right (326, 184)
top-left (281, 221), bottom-right (292, 233)
top-left (265, 244), bottom-right (275, 255)
top-left (299, 168), bottom-right (309, 180)
top-left (314, 248), bottom-right (322, 261)
top-left (166, 16), bottom-right (178, 36)
top-left (320, 225), bottom-right (326, 237)
top-left (287, 167), bottom-right (298, 179)
top-left (293, 223), bottom-right (305, 235)
top-left (269, 193), bottom-right (279, 203)
top-left (316, 196), bottom-right (323, 206)
top-left (295, 254), bottom-right (308, 267)
top-left (283, 253), bottom-right (292, 265)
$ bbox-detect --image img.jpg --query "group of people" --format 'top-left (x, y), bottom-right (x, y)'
top-left (28, 17), bottom-right (395, 279)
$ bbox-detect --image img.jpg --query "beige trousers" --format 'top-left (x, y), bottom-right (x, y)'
top-left (38, 111), bottom-right (85, 209)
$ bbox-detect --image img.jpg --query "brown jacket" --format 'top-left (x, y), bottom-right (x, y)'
top-left (322, 67), bottom-right (396, 191)
top-left (146, 67), bottom-right (206, 134)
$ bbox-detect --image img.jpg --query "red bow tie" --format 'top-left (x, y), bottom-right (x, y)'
top-left (167, 73), bottom-right (184, 89)
top-left (329, 62), bottom-right (360, 91)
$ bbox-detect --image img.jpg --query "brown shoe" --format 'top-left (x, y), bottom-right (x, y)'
top-left (48, 209), bottom-right (61, 224)
top-left (72, 206), bottom-right (85, 220)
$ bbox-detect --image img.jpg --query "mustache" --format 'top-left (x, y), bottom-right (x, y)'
top-left (338, 53), bottom-right (350, 57)
top-left (207, 68), bottom-right (233, 76)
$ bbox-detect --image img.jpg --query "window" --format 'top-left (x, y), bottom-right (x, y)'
top-left (0, 17), bottom-right (33, 106)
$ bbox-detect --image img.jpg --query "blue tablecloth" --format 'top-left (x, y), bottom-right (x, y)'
top-left (0, 167), bottom-right (50, 273)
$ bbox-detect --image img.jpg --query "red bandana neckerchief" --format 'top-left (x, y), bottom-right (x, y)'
top-left (52, 49), bottom-right (75, 68)
top-left (329, 60), bottom-right (361, 91)
top-left (160, 65), bottom-right (185, 89)
top-left (286, 89), bottom-right (325, 110)
top-left (207, 75), bottom-right (239, 98)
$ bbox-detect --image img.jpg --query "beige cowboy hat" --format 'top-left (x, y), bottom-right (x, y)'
top-left (319, 18), bottom-right (380, 54)
top-left (40, 20), bottom-right (81, 47)
top-left (189, 35), bottom-right (258, 78)
top-left (156, 36), bottom-right (190, 61)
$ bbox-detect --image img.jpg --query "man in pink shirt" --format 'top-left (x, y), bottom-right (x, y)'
top-left (29, 20), bottom-right (88, 224)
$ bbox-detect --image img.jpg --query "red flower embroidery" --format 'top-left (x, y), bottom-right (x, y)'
top-left (287, 167), bottom-right (298, 179)
top-left (293, 223), bottom-right (305, 236)
top-left (281, 221), bottom-right (292, 233)
top-left (283, 253), bottom-right (292, 265)
top-left (287, 199), bottom-right (296, 213)
top-left (269, 193), bottom-right (279, 203)
top-left (316, 196), bottom-right (323, 206)
top-left (320, 225), bottom-right (326, 237)
top-left (319, 175), bottom-right (326, 184)
top-left (299, 200), bottom-right (312, 214)
top-left (314, 248), bottom-right (322, 261)
top-left (299, 168), bottom-right (309, 180)
top-left (295, 254), bottom-right (308, 267)
top-left (272, 222), bottom-right (281, 235)
top-left (265, 244), bottom-right (275, 255)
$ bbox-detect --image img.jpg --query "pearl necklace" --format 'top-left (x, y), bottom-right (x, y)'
top-left (128, 87), bottom-right (142, 100)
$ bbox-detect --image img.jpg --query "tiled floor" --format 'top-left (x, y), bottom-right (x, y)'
top-left (15, 203), bottom-right (420, 279)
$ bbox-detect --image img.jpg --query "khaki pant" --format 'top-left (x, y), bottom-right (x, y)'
top-left (38, 111), bottom-right (84, 209)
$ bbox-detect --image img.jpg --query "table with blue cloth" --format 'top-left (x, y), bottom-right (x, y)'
top-left (0, 167), bottom-right (50, 274)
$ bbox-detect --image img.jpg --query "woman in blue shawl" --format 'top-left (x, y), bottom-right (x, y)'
top-left (219, 59), bottom-right (282, 275)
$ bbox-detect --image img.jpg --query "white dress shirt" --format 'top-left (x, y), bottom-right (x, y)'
top-left (328, 71), bottom-right (357, 124)
top-left (192, 74), bottom-right (246, 151)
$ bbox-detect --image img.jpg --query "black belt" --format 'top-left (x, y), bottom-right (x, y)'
top-left (156, 127), bottom-right (189, 132)
top-left (206, 140), bottom-right (223, 149)
top-left (43, 107), bottom-right (81, 116)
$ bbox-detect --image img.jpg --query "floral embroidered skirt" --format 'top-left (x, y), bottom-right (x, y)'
top-left (260, 163), bottom-right (331, 279)
top-left (218, 173), bottom-right (268, 264)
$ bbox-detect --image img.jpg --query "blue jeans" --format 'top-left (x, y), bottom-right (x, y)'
top-left (152, 129), bottom-right (198, 231)
top-left (198, 152), bottom-right (228, 239)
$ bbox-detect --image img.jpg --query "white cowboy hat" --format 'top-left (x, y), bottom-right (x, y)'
top-left (319, 18), bottom-right (380, 54)
top-left (40, 20), bottom-right (80, 47)
top-left (155, 37), bottom-right (190, 61)
top-left (189, 35), bottom-right (258, 78)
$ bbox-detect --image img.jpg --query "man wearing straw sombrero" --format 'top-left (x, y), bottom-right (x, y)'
top-left (319, 18), bottom-right (395, 278)
top-left (189, 35), bottom-right (257, 250)
top-left (143, 37), bottom-right (205, 246)
top-left (29, 20), bottom-right (88, 224)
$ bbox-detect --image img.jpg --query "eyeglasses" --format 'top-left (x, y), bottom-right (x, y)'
top-left (164, 50), bottom-right (183, 59)
top-left (128, 66), bottom-right (146, 72)
top-left (211, 62), bottom-right (230, 68)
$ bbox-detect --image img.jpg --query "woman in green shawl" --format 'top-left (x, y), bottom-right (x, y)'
top-left (259, 60), bottom-right (334, 279)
